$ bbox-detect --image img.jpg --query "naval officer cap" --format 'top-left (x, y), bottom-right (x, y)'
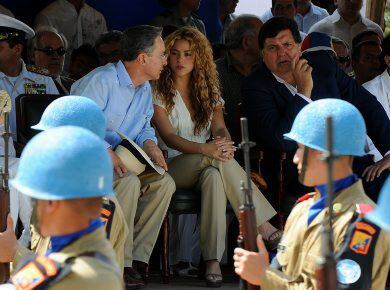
top-left (0, 14), bottom-right (34, 41)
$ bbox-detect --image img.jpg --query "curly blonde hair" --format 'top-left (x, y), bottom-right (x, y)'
top-left (154, 27), bottom-right (221, 135)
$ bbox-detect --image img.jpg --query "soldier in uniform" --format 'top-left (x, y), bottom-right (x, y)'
top-left (151, 0), bottom-right (206, 35)
top-left (30, 96), bottom-right (129, 273)
top-left (0, 14), bottom-right (59, 136)
top-left (0, 126), bottom-right (123, 289)
top-left (233, 99), bottom-right (390, 289)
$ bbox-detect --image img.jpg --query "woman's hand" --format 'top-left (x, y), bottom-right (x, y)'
top-left (201, 137), bottom-right (235, 161)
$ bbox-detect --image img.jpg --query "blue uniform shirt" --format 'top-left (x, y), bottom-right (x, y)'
top-left (0, 61), bottom-right (59, 135)
top-left (71, 61), bottom-right (157, 148)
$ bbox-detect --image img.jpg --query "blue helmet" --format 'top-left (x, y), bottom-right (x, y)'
top-left (366, 177), bottom-right (390, 232)
top-left (284, 99), bottom-right (366, 156)
top-left (32, 96), bottom-right (106, 139)
top-left (10, 126), bottom-right (114, 200)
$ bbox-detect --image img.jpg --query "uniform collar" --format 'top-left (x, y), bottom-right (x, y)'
top-left (47, 217), bottom-right (104, 255)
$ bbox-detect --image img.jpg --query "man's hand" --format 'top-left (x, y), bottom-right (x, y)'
top-left (0, 214), bottom-right (18, 263)
top-left (143, 140), bottom-right (168, 171)
top-left (292, 56), bottom-right (313, 98)
top-left (362, 154), bottom-right (390, 182)
top-left (107, 147), bottom-right (128, 177)
top-left (233, 234), bottom-right (269, 286)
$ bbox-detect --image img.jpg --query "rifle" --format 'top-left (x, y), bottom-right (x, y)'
top-left (237, 117), bottom-right (260, 290)
top-left (315, 116), bottom-right (338, 290)
top-left (0, 91), bottom-right (11, 283)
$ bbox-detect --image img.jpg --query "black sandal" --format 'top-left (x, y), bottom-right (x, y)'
top-left (205, 273), bottom-right (223, 288)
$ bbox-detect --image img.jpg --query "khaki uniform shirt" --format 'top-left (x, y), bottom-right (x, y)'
top-left (262, 180), bottom-right (390, 290)
top-left (14, 196), bottom-right (128, 273)
top-left (12, 227), bottom-right (123, 290)
top-left (150, 8), bottom-right (206, 35)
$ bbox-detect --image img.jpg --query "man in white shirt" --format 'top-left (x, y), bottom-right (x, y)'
top-left (295, 0), bottom-right (328, 33)
top-left (34, 0), bottom-right (107, 69)
top-left (309, 0), bottom-right (383, 48)
top-left (28, 26), bottom-right (74, 94)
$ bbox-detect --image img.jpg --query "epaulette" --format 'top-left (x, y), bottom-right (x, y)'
top-left (355, 203), bottom-right (374, 216)
top-left (296, 192), bottom-right (315, 204)
top-left (26, 65), bottom-right (51, 76)
top-left (11, 255), bottom-right (71, 290)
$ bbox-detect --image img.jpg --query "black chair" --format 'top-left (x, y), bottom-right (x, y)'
top-left (15, 94), bottom-right (62, 155)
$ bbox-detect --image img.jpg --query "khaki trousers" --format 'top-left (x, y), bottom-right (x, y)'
top-left (114, 170), bottom-right (175, 267)
top-left (168, 154), bottom-right (276, 261)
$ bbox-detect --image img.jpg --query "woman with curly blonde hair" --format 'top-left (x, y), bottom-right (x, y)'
top-left (153, 27), bottom-right (279, 287)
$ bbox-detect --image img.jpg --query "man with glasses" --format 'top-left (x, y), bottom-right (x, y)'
top-left (71, 25), bottom-right (175, 289)
top-left (0, 14), bottom-right (58, 136)
top-left (28, 26), bottom-right (74, 94)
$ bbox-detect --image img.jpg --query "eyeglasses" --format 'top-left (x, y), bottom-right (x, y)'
top-left (35, 47), bottom-right (67, 56)
top-left (337, 55), bottom-right (350, 64)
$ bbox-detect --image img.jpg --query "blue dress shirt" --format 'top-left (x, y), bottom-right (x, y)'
top-left (71, 61), bottom-right (157, 148)
top-left (295, 3), bottom-right (329, 33)
top-left (308, 174), bottom-right (358, 225)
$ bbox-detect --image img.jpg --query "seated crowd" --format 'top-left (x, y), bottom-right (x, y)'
top-left (0, 0), bottom-right (388, 289)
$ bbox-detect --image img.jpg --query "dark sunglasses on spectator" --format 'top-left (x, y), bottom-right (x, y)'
top-left (35, 47), bottom-right (67, 56)
top-left (337, 55), bottom-right (350, 63)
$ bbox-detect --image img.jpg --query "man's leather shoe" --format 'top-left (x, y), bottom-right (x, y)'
top-left (132, 260), bottom-right (149, 282)
top-left (123, 267), bottom-right (144, 289)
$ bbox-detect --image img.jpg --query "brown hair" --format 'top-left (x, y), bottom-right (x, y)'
top-left (154, 27), bottom-right (221, 135)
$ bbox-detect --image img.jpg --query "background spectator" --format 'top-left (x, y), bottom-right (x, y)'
top-left (309, 0), bottom-right (383, 48)
top-left (331, 36), bottom-right (351, 74)
top-left (219, 0), bottom-right (239, 44)
top-left (95, 30), bottom-right (123, 66)
top-left (68, 44), bottom-right (99, 81)
top-left (295, 0), bottom-right (328, 33)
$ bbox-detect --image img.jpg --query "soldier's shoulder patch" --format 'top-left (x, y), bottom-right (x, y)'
top-left (11, 255), bottom-right (72, 290)
top-left (349, 221), bottom-right (377, 255)
top-left (11, 256), bottom-right (63, 289)
top-left (296, 192), bottom-right (315, 204)
top-left (26, 65), bottom-right (51, 76)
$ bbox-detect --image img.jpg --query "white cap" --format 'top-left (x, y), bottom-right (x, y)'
top-left (0, 14), bottom-right (34, 39)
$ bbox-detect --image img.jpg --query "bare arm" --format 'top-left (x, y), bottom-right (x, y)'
top-left (152, 105), bottom-right (231, 161)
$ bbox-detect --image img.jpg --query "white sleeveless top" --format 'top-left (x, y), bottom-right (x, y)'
top-left (153, 90), bottom-right (224, 160)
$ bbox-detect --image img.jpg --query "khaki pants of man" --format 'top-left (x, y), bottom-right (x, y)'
top-left (114, 170), bottom-right (175, 267)
top-left (168, 154), bottom-right (276, 261)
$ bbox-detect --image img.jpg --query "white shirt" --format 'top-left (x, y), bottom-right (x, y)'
top-left (308, 9), bottom-right (383, 48)
top-left (153, 90), bottom-right (224, 160)
top-left (362, 69), bottom-right (390, 119)
top-left (0, 61), bottom-right (59, 135)
top-left (362, 69), bottom-right (390, 162)
top-left (295, 3), bottom-right (329, 33)
top-left (34, 0), bottom-right (107, 52)
top-left (0, 4), bottom-right (14, 17)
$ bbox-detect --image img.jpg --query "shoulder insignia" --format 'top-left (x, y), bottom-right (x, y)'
top-left (349, 221), bottom-right (376, 255)
top-left (11, 255), bottom-right (70, 290)
top-left (355, 203), bottom-right (374, 216)
top-left (101, 198), bottom-right (115, 239)
top-left (296, 192), bottom-right (315, 203)
top-left (26, 65), bottom-right (51, 76)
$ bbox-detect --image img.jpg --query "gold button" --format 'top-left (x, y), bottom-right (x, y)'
top-left (333, 203), bottom-right (342, 213)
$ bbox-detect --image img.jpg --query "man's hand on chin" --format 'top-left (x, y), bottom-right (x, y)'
top-left (143, 140), bottom-right (168, 171)
top-left (292, 56), bottom-right (313, 98)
